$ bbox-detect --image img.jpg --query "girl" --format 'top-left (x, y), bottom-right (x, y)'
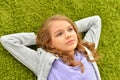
top-left (0, 15), bottom-right (101, 80)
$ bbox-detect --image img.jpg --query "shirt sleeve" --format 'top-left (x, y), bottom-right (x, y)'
top-left (0, 32), bottom-right (40, 76)
top-left (74, 16), bottom-right (102, 49)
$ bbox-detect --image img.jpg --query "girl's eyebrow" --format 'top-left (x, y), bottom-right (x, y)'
top-left (67, 25), bottom-right (72, 28)
top-left (54, 25), bottom-right (72, 34)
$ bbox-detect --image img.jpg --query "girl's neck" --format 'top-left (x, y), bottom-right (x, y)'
top-left (67, 50), bottom-right (75, 57)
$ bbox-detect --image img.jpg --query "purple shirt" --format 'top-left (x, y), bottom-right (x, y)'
top-left (47, 51), bottom-right (97, 80)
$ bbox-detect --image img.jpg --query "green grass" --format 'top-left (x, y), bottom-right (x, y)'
top-left (0, 0), bottom-right (120, 80)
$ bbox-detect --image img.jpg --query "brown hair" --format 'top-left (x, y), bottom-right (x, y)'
top-left (36, 15), bottom-right (98, 73)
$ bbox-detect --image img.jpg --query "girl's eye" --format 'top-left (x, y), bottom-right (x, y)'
top-left (56, 32), bottom-right (63, 37)
top-left (68, 27), bottom-right (73, 32)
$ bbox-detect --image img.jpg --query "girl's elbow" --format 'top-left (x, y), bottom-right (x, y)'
top-left (0, 36), bottom-right (9, 44)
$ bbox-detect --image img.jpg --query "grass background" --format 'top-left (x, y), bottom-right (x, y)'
top-left (0, 0), bottom-right (120, 80)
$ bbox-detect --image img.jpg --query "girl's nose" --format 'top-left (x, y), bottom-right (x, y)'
top-left (65, 32), bottom-right (71, 39)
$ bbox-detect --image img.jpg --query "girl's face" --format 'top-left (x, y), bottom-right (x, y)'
top-left (49, 20), bottom-right (78, 54)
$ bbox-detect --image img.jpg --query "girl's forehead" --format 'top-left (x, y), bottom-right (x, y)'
top-left (49, 20), bottom-right (71, 28)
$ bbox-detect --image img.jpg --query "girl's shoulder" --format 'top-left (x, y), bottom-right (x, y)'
top-left (37, 48), bottom-right (57, 59)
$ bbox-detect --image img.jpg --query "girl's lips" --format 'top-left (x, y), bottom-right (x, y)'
top-left (66, 40), bottom-right (75, 44)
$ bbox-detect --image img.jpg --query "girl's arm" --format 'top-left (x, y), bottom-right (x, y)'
top-left (0, 32), bottom-right (40, 76)
top-left (75, 16), bottom-right (102, 80)
top-left (74, 16), bottom-right (102, 49)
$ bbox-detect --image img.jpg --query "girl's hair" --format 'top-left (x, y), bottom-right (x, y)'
top-left (36, 14), bottom-right (98, 73)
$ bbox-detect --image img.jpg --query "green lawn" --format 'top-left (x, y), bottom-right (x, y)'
top-left (0, 0), bottom-right (120, 80)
